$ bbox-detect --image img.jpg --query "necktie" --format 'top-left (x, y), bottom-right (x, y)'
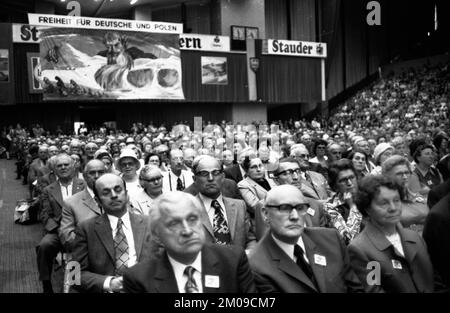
top-left (211, 200), bottom-right (231, 245)
top-left (184, 266), bottom-right (199, 293)
top-left (113, 218), bottom-right (129, 276)
top-left (176, 177), bottom-right (184, 191)
top-left (294, 244), bottom-right (317, 287)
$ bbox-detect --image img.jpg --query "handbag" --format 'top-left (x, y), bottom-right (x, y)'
top-left (14, 198), bottom-right (39, 225)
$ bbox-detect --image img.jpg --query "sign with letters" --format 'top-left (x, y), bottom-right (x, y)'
top-left (179, 34), bottom-right (230, 52)
top-left (12, 24), bottom-right (42, 43)
top-left (265, 39), bottom-right (327, 58)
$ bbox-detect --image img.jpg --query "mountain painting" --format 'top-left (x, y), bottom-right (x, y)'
top-left (38, 27), bottom-right (184, 100)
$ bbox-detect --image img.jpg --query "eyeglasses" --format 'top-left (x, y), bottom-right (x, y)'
top-left (266, 203), bottom-right (309, 215)
top-left (394, 171), bottom-right (411, 177)
top-left (196, 170), bottom-right (223, 177)
top-left (276, 169), bottom-right (301, 176)
top-left (140, 176), bottom-right (163, 184)
top-left (121, 161), bottom-right (136, 167)
top-left (296, 154), bottom-right (309, 159)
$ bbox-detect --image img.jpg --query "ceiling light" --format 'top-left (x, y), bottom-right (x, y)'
top-left (130, 0), bottom-right (139, 5)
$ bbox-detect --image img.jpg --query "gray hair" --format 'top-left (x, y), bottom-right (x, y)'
top-left (381, 155), bottom-right (411, 175)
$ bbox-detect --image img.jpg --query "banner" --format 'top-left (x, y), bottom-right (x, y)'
top-left (201, 56), bottom-right (228, 85)
top-left (265, 39), bottom-right (327, 58)
top-left (38, 27), bottom-right (184, 100)
top-left (0, 49), bottom-right (9, 82)
top-left (179, 34), bottom-right (230, 52)
top-left (28, 14), bottom-right (183, 34)
top-left (13, 24), bottom-right (42, 43)
top-left (27, 52), bottom-right (43, 93)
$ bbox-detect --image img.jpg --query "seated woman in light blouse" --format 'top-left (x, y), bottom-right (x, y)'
top-left (348, 174), bottom-right (435, 293)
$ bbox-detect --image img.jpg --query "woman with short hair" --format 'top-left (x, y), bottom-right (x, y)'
top-left (348, 175), bottom-right (435, 293)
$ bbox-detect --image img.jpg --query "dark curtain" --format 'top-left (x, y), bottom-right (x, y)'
top-left (0, 23), bottom-right (14, 105)
top-left (256, 40), bottom-right (321, 103)
top-left (344, 0), bottom-right (367, 88)
top-left (152, 5), bottom-right (182, 23)
top-left (181, 51), bottom-right (248, 102)
top-left (290, 0), bottom-right (316, 41)
top-left (13, 43), bottom-right (42, 104)
top-left (186, 1), bottom-right (211, 34)
top-left (265, 0), bottom-right (288, 39)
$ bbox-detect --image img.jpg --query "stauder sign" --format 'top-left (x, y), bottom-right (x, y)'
top-left (265, 39), bottom-right (327, 58)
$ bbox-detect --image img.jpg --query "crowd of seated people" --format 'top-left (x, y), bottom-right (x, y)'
top-left (0, 61), bottom-right (449, 293)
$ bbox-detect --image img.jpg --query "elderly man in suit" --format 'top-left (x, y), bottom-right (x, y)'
top-left (71, 173), bottom-right (153, 293)
top-left (249, 185), bottom-right (363, 293)
top-left (123, 191), bottom-right (257, 293)
top-left (59, 159), bottom-right (106, 252)
top-left (162, 149), bottom-right (194, 192)
top-left (28, 145), bottom-right (51, 197)
top-left (272, 157), bottom-right (327, 228)
top-left (291, 145), bottom-right (331, 202)
top-left (36, 153), bottom-right (85, 293)
top-left (191, 155), bottom-right (255, 252)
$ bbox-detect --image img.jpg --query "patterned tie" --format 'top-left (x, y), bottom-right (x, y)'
top-left (184, 266), bottom-right (199, 293)
top-left (294, 244), bottom-right (317, 287)
top-left (113, 218), bottom-right (129, 276)
top-left (176, 177), bottom-right (184, 191)
top-left (211, 200), bottom-right (231, 245)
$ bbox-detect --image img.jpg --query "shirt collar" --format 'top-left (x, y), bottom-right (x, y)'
top-left (198, 193), bottom-right (224, 213)
top-left (271, 233), bottom-right (306, 261)
top-left (167, 251), bottom-right (202, 283)
top-left (86, 186), bottom-right (95, 199)
top-left (107, 211), bottom-right (131, 232)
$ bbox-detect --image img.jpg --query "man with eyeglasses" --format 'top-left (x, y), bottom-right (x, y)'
top-left (273, 158), bottom-right (327, 228)
top-left (59, 159), bottom-right (106, 252)
top-left (123, 191), bottom-right (257, 293)
top-left (162, 149), bottom-right (194, 192)
top-left (191, 155), bottom-right (256, 252)
top-left (248, 185), bottom-right (363, 293)
top-left (71, 174), bottom-right (153, 293)
top-left (129, 165), bottom-right (164, 215)
top-left (290, 145), bottom-right (331, 202)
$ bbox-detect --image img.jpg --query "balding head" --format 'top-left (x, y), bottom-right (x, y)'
top-left (83, 159), bottom-right (107, 189)
top-left (263, 185), bottom-right (308, 244)
top-left (94, 173), bottom-right (128, 216)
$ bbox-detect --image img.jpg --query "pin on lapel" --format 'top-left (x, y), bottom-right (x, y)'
top-left (205, 275), bottom-right (220, 288)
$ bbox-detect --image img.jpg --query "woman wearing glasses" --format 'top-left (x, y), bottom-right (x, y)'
top-left (130, 165), bottom-right (164, 215)
top-left (324, 159), bottom-right (363, 245)
top-left (348, 175), bottom-right (435, 293)
top-left (238, 157), bottom-right (277, 240)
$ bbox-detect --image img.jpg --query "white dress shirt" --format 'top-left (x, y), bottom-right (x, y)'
top-left (103, 211), bottom-right (137, 291)
top-left (198, 193), bottom-right (228, 226)
top-left (385, 232), bottom-right (405, 258)
top-left (272, 234), bottom-right (310, 264)
top-left (168, 252), bottom-right (203, 293)
top-left (162, 169), bottom-right (194, 192)
top-left (59, 180), bottom-right (73, 201)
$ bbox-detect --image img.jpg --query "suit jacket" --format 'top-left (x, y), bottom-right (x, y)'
top-left (123, 244), bottom-right (257, 293)
top-left (348, 222), bottom-right (434, 293)
top-left (40, 178), bottom-right (85, 233)
top-left (427, 179), bottom-right (450, 209)
top-left (238, 177), bottom-right (277, 240)
top-left (249, 228), bottom-right (363, 293)
top-left (196, 195), bottom-right (256, 251)
top-left (184, 178), bottom-right (242, 199)
top-left (59, 189), bottom-right (102, 252)
top-left (304, 197), bottom-right (328, 228)
top-left (224, 164), bottom-right (244, 183)
top-left (423, 193), bottom-right (450, 288)
top-left (71, 212), bottom-right (153, 293)
top-left (300, 170), bottom-right (331, 201)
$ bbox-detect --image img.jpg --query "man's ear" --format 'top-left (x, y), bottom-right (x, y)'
top-left (262, 206), bottom-right (270, 225)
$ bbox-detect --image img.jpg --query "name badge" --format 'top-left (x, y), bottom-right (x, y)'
top-left (307, 208), bottom-right (315, 216)
top-left (427, 180), bottom-right (432, 186)
top-left (392, 259), bottom-right (403, 270)
top-left (314, 254), bottom-right (327, 266)
top-left (205, 275), bottom-right (220, 288)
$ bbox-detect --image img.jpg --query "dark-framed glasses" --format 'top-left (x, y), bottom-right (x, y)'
top-left (196, 170), bottom-right (223, 177)
top-left (266, 203), bottom-right (309, 215)
top-left (140, 176), bottom-right (163, 184)
top-left (276, 169), bottom-right (301, 176)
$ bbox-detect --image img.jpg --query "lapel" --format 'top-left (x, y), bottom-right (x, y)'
top-left (196, 195), bottom-right (214, 238)
top-left (223, 197), bottom-right (237, 241)
top-left (72, 178), bottom-right (85, 195)
top-left (129, 212), bottom-right (146, 260)
top-left (301, 231), bottom-right (326, 293)
top-left (81, 189), bottom-right (102, 216)
top-left (264, 233), bottom-right (318, 292)
top-left (201, 245), bottom-right (221, 293)
top-left (94, 214), bottom-right (115, 262)
top-left (153, 253), bottom-right (179, 293)
top-left (49, 181), bottom-right (64, 208)
top-left (246, 177), bottom-right (267, 197)
top-left (364, 222), bottom-right (408, 260)
top-left (300, 179), bottom-right (319, 199)
top-left (397, 224), bottom-right (419, 264)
